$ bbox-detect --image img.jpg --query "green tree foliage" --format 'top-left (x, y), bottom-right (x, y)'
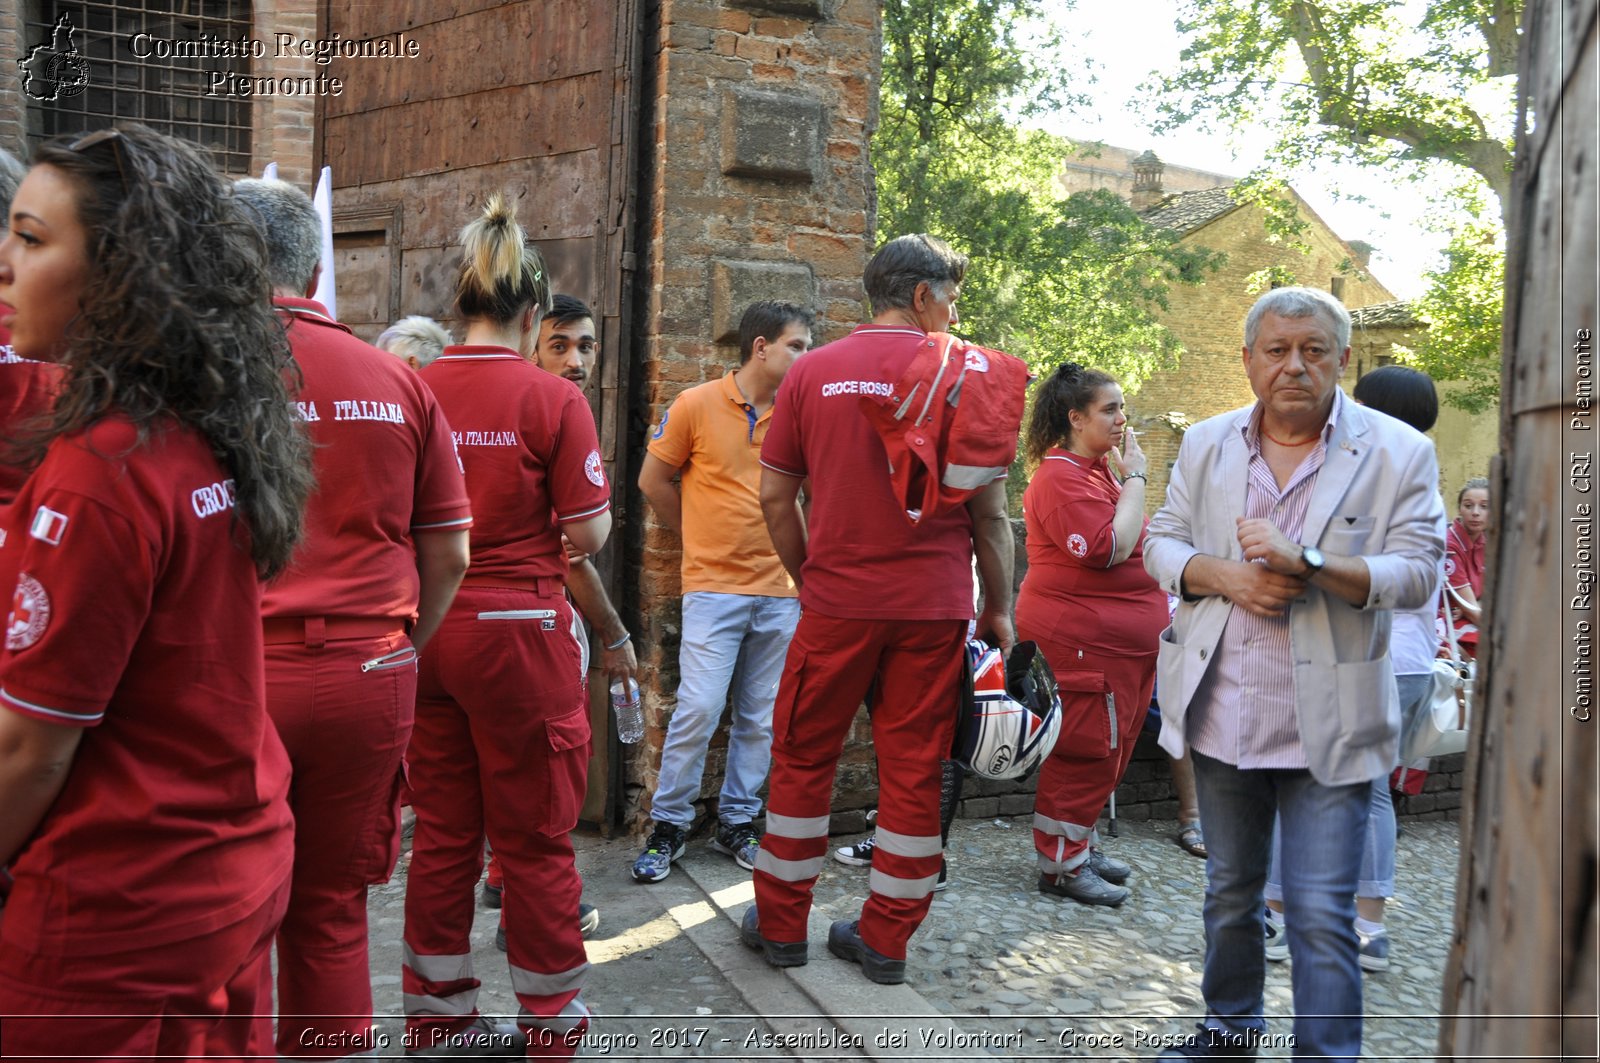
top-left (876, 0), bottom-right (1222, 387)
top-left (1394, 200), bottom-right (1505, 411)
top-left (1151, 0), bottom-right (1519, 406)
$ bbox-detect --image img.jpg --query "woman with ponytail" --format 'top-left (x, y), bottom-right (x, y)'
top-left (1017, 362), bottom-right (1166, 907)
top-left (401, 194), bottom-right (611, 1057)
top-left (0, 124), bottom-right (313, 1058)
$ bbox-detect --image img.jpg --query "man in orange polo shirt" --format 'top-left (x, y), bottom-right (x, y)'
top-left (632, 300), bottom-right (813, 881)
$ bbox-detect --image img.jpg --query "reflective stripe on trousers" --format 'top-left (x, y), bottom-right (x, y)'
top-left (755, 612), bottom-right (965, 961)
top-left (401, 946), bottom-right (477, 1020)
top-left (1032, 812), bottom-right (1097, 875)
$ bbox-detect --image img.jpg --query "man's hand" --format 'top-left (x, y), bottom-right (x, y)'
top-left (975, 607), bottom-right (1016, 656)
top-left (562, 534), bottom-right (587, 564)
top-left (1220, 559), bottom-right (1305, 617)
top-left (1237, 517), bottom-right (1307, 576)
top-left (600, 638), bottom-right (639, 695)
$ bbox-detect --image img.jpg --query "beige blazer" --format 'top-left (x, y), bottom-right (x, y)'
top-left (1144, 394), bottom-right (1447, 786)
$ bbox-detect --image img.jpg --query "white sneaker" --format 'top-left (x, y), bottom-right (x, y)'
top-left (1264, 909), bottom-right (1289, 962)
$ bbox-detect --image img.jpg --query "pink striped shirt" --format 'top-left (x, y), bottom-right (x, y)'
top-left (1186, 402), bottom-right (1340, 768)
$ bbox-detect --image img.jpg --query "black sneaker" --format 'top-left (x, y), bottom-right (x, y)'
top-left (710, 821), bottom-right (762, 871)
top-left (739, 905), bottom-right (807, 967)
top-left (631, 821), bottom-right (689, 883)
top-left (826, 919), bottom-right (906, 985)
top-left (481, 881), bottom-right (503, 909)
top-left (1038, 865), bottom-right (1129, 907)
top-left (833, 833), bottom-right (876, 866)
top-left (932, 858), bottom-right (949, 892)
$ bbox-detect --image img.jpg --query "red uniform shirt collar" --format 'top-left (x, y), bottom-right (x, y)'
top-left (850, 323), bottom-right (928, 338)
top-left (272, 295), bottom-right (352, 335)
top-left (436, 344), bottom-right (525, 361)
top-left (1045, 446), bottom-right (1108, 470)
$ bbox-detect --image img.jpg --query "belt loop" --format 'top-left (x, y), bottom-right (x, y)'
top-left (306, 616), bottom-right (326, 649)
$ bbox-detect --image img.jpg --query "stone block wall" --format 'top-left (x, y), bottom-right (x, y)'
top-left (628, 0), bottom-right (880, 829)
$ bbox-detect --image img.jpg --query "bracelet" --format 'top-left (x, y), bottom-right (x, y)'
top-left (605, 632), bottom-right (632, 651)
top-left (1123, 472), bottom-right (1148, 483)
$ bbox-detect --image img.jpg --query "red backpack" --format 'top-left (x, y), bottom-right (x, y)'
top-left (859, 331), bottom-right (1030, 523)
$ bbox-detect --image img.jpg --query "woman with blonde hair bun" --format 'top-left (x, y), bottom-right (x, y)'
top-left (401, 194), bottom-right (612, 1057)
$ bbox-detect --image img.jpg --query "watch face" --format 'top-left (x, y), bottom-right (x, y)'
top-left (1303, 546), bottom-right (1325, 571)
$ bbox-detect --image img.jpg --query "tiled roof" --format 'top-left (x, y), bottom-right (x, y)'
top-left (1350, 300), bottom-right (1420, 329)
top-left (1141, 187), bottom-right (1240, 234)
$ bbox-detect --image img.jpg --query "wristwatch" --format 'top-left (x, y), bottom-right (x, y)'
top-left (1299, 545), bottom-right (1326, 577)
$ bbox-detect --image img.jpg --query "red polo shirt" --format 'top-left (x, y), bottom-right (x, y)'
top-left (0, 415), bottom-right (293, 955)
top-left (420, 346), bottom-right (610, 580)
top-left (759, 325), bottom-right (975, 620)
top-left (261, 298), bottom-right (471, 621)
top-left (1015, 448), bottom-right (1166, 655)
top-left (0, 335), bottom-right (63, 506)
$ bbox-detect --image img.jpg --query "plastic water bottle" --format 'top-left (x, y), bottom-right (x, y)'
top-left (610, 679), bottom-right (643, 744)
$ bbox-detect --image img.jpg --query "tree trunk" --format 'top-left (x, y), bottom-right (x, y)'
top-left (1439, 1), bottom-right (1598, 1059)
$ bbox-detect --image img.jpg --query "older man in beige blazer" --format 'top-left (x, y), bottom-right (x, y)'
top-left (1143, 286), bottom-right (1445, 1061)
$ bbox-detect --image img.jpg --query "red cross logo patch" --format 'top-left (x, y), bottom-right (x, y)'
top-left (7, 572), bottom-right (51, 650)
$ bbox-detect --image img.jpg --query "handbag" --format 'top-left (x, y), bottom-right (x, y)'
top-left (1400, 585), bottom-right (1473, 762)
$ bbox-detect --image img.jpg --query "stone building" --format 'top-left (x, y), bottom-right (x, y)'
top-left (1350, 300), bottom-right (1499, 499)
top-left (1117, 152), bottom-right (1398, 507)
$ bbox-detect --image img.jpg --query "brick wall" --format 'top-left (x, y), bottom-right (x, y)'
top-left (0, 3), bottom-right (24, 157)
top-left (628, 0), bottom-right (880, 830)
top-left (249, 0), bottom-right (318, 187)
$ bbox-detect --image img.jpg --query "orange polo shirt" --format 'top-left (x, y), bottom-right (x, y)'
top-left (647, 370), bottom-right (795, 598)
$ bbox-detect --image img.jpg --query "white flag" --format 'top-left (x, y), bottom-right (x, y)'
top-left (311, 166), bottom-right (336, 320)
top-left (261, 162), bottom-right (278, 180)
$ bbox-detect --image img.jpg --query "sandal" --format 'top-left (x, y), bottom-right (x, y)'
top-left (1177, 821), bottom-right (1207, 858)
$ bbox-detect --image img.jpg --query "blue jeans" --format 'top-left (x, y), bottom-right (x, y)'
top-left (1264, 673), bottom-right (1430, 901)
top-left (1191, 751), bottom-right (1368, 1061)
top-left (650, 592), bottom-right (800, 828)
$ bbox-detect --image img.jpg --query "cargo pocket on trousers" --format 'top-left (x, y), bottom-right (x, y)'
top-left (539, 705), bottom-right (592, 837)
top-left (1052, 670), bottom-right (1115, 759)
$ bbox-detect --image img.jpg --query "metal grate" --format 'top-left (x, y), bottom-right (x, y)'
top-left (25, 1), bottom-right (253, 173)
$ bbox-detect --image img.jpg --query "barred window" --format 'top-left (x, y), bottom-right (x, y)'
top-left (25, 1), bottom-right (253, 173)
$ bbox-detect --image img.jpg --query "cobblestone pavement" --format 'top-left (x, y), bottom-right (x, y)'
top-left (364, 814), bottom-right (1459, 1061)
top-left (805, 816), bottom-right (1458, 1062)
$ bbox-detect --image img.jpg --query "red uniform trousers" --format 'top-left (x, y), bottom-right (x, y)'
top-left (265, 626), bottom-right (416, 1059)
top-left (1026, 641), bottom-right (1155, 875)
top-left (0, 884), bottom-right (287, 1062)
top-left (403, 584), bottom-right (591, 1058)
top-left (754, 612), bottom-right (966, 960)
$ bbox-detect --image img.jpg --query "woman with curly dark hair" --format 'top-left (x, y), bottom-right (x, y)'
top-left (0, 125), bottom-right (313, 1059)
top-left (1017, 362), bottom-right (1166, 907)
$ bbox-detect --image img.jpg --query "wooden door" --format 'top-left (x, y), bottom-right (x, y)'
top-left (318, 0), bottom-right (645, 830)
